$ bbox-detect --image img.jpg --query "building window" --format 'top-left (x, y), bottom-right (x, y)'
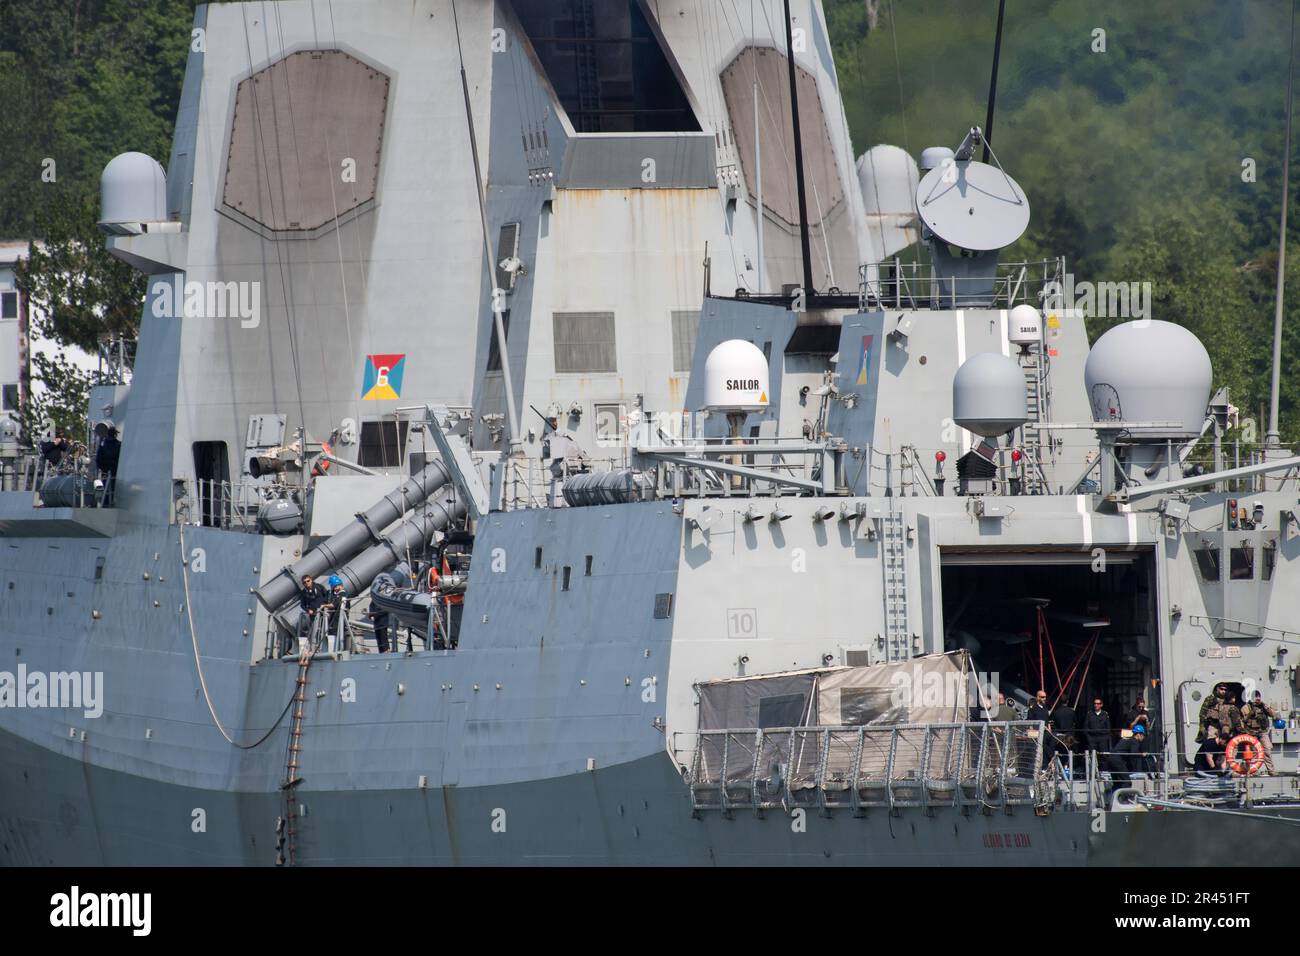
top-left (535, 546), bottom-right (543, 568)
top-left (486, 309), bottom-right (510, 373)
top-left (562, 566), bottom-right (571, 591)
top-left (671, 309), bottom-right (699, 372)
top-left (0, 291), bottom-right (16, 320)
top-left (584, 554), bottom-right (593, 576)
top-left (553, 311), bottom-right (616, 373)
top-left (358, 420), bottom-right (409, 469)
top-left (1, 384), bottom-right (17, 412)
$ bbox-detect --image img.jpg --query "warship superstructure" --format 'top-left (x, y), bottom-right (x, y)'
top-left (1, 0), bottom-right (1299, 866)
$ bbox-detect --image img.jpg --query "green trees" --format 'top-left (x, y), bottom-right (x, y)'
top-left (828, 0), bottom-right (1300, 439)
top-left (0, 0), bottom-right (192, 442)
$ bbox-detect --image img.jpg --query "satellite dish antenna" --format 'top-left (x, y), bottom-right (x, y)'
top-left (912, 126), bottom-right (1030, 307)
top-left (915, 157), bottom-right (1029, 252)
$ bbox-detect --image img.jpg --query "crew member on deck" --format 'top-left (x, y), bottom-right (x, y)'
top-left (1241, 691), bottom-right (1277, 775)
top-left (294, 574), bottom-right (329, 655)
top-left (96, 425), bottom-right (121, 507)
top-left (1027, 690), bottom-right (1054, 761)
top-left (1083, 698), bottom-right (1111, 756)
top-left (367, 602), bottom-right (391, 654)
top-left (1051, 698), bottom-right (1077, 760)
top-left (993, 692), bottom-right (1017, 722)
top-left (1195, 723), bottom-right (1228, 774)
top-left (429, 555), bottom-right (464, 650)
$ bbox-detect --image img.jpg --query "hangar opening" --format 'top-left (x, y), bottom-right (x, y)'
top-left (940, 548), bottom-right (1159, 732)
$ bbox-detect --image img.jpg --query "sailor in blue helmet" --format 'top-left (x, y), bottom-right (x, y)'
top-left (1107, 724), bottom-right (1154, 781)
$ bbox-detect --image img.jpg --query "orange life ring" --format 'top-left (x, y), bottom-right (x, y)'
top-left (1225, 733), bottom-right (1265, 776)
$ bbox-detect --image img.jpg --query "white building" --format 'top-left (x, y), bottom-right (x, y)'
top-left (0, 241), bottom-right (28, 425)
top-left (0, 240), bottom-right (102, 432)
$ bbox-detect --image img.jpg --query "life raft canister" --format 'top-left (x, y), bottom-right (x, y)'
top-left (1225, 733), bottom-right (1266, 776)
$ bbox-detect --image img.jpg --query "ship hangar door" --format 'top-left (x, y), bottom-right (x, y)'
top-left (939, 548), bottom-right (1159, 718)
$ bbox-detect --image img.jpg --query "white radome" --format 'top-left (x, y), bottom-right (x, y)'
top-left (704, 339), bottom-right (770, 411)
top-left (1008, 304), bottom-right (1042, 349)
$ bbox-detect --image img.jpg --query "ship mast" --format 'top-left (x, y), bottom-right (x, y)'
top-left (782, 0), bottom-right (816, 300)
top-left (1267, 0), bottom-right (1297, 446)
top-left (982, 0), bottom-right (1007, 163)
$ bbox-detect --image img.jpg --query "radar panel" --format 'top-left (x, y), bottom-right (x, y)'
top-left (222, 50), bottom-right (389, 237)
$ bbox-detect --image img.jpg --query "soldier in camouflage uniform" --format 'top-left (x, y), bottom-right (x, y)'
top-left (1240, 690), bottom-right (1276, 774)
top-left (1198, 684), bottom-right (1243, 741)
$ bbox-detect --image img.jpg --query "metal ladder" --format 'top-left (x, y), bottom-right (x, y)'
top-left (1021, 354), bottom-right (1048, 494)
top-left (277, 623), bottom-right (319, 866)
top-left (881, 511), bottom-right (909, 661)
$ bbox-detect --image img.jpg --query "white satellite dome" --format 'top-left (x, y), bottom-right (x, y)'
top-left (1084, 320), bottom-right (1212, 439)
top-left (1008, 304), bottom-right (1042, 351)
top-left (919, 146), bottom-right (955, 172)
top-left (100, 152), bottom-right (167, 225)
top-left (703, 340), bottom-right (769, 412)
top-left (857, 145), bottom-right (920, 216)
top-left (953, 352), bottom-right (1028, 438)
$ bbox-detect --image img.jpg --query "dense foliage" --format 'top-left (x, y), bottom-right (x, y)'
top-left (828, 0), bottom-right (1300, 439)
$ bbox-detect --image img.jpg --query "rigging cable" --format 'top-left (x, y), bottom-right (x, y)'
top-left (240, 4), bottom-right (308, 434)
top-left (451, 0), bottom-right (519, 443)
top-left (178, 519), bottom-right (297, 749)
top-left (269, 5), bottom-right (360, 437)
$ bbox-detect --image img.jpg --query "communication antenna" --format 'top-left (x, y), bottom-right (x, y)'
top-left (915, 128), bottom-right (1029, 252)
top-left (982, 0), bottom-right (1008, 164)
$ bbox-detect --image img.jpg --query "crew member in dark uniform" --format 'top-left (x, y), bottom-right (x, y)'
top-left (1051, 698), bottom-right (1078, 762)
top-left (1195, 723), bottom-right (1228, 774)
top-left (1083, 698), bottom-right (1111, 756)
top-left (293, 574), bottom-right (329, 655)
top-left (96, 426), bottom-right (121, 507)
top-left (1027, 690), bottom-right (1055, 761)
top-left (367, 602), bottom-right (392, 654)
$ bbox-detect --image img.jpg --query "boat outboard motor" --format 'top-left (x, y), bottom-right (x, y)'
top-left (370, 569), bottom-right (435, 635)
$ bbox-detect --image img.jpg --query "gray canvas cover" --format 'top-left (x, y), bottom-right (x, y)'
top-left (695, 651), bottom-right (976, 731)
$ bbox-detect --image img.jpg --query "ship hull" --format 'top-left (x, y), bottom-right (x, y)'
top-left (4, 724), bottom-right (1296, 866)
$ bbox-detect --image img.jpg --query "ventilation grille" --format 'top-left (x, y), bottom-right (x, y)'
top-left (553, 311), bottom-right (617, 373)
top-left (671, 309), bottom-right (700, 372)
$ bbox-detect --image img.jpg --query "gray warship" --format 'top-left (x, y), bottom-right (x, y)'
top-left (1, 0), bottom-right (1299, 867)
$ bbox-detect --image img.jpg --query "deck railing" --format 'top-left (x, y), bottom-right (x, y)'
top-left (687, 722), bottom-right (1048, 813)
